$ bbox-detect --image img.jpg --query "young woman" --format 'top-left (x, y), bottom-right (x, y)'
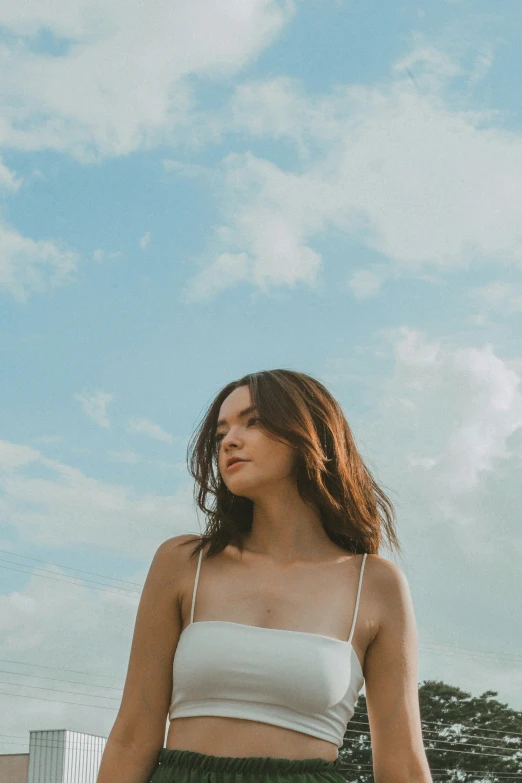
top-left (96, 370), bottom-right (432, 783)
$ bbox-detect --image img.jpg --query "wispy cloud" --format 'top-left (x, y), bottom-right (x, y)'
top-left (184, 45), bottom-right (522, 299)
top-left (374, 327), bottom-right (522, 499)
top-left (139, 232), bottom-right (151, 250)
top-left (0, 157), bottom-right (22, 191)
top-left (124, 416), bottom-right (173, 444)
top-left (74, 391), bottom-right (115, 429)
top-left (470, 281), bottom-right (522, 314)
top-left (348, 268), bottom-right (387, 299)
top-left (92, 249), bottom-right (123, 263)
top-left (162, 159), bottom-right (209, 178)
top-left (0, 557), bottom-right (146, 737)
top-left (0, 438), bottom-right (196, 551)
top-left (184, 251), bottom-right (250, 302)
top-left (0, 221), bottom-right (79, 302)
top-left (0, 0), bottom-right (294, 161)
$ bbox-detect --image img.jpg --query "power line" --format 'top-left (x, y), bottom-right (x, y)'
top-left (0, 679), bottom-right (121, 701)
top-left (430, 776), bottom-right (522, 781)
top-left (1, 666), bottom-right (521, 753)
top-left (421, 720), bottom-right (522, 739)
top-left (2, 678), bottom-right (519, 753)
top-left (0, 690), bottom-right (117, 710)
top-left (0, 736), bottom-right (521, 776)
top-left (0, 562), bottom-right (140, 597)
top-left (351, 715), bottom-right (522, 739)
top-left (0, 549), bottom-right (143, 587)
top-left (1, 685), bottom-right (519, 758)
top-left (2, 667), bottom-right (522, 747)
top-left (424, 718), bottom-right (522, 740)
top-left (421, 729), bottom-right (521, 750)
top-left (348, 720), bottom-right (522, 747)
top-left (427, 776), bottom-right (522, 781)
top-left (1, 552), bottom-right (520, 668)
top-left (0, 657), bottom-right (122, 682)
top-left (0, 668), bottom-right (122, 692)
top-left (0, 735), bottom-right (520, 776)
top-left (5, 687), bottom-right (517, 761)
top-left (420, 641), bottom-right (522, 665)
top-left (3, 717), bottom-right (515, 764)
top-left (421, 640), bottom-right (522, 661)
top-left (4, 654), bottom-right (522, 732)
top-left (342, 728), bottom-right (520, 760)
top-left (1, 733), bottom-right (107, 744)
top-left (0, 736), bottom-right (109, 751)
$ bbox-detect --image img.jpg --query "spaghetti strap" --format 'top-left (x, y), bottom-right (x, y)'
top-left (348, 553), bottom-right (367, 644)
top-left (190, 546), bottom-right (204, 625)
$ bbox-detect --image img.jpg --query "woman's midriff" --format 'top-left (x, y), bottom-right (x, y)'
top-left (165, 716), bottom-right (339, 761)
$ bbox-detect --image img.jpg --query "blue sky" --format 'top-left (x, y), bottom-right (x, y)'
top-left (1, 0), bottom-right (522, 753)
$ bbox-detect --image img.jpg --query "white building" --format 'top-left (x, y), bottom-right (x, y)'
top-left (0, 730), bottom-right (107, 783)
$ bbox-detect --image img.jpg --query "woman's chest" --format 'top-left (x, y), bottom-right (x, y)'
top-left (178, 547), bottom-right (374, 668)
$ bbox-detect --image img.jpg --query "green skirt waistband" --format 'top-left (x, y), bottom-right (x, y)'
top-left (150, 747), bottom-right (344, 783)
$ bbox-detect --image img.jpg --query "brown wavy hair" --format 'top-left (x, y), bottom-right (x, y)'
top-left (179, 369), bottom-right (399, 562)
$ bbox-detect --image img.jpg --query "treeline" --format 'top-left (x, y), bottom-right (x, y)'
top-left (339, 680), bottom-right (522, 782)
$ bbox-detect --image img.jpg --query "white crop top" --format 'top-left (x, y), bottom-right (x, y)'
top-left (169, 548), bottom-right (367, 750)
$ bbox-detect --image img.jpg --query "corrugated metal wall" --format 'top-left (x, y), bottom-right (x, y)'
top-left (63, 731), bottom-right (106, 783)
top-left (28, 730), bottom-right (65, 783)
top-left (27, 730), bottom-right (106, 783)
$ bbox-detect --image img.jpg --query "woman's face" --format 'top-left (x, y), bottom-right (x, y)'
top-left (216, 385), bottom-right (297, 499)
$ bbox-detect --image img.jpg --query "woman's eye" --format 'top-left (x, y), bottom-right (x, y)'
top-left (215, 417), bottom-right (258, 444)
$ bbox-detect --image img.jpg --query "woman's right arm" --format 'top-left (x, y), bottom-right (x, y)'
top-left (363, 556), bottom-right (432, 783)
top-left (96, 534), bottom-right (192, 783)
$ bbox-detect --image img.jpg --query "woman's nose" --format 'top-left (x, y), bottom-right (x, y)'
top-left (222, 428), bottom-right (241, 447)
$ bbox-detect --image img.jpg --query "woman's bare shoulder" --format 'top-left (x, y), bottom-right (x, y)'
top-left (156, 532), bottom-right (201, 557)
top-left (150, 534), bottom-right (202, 587)
top-left (365, 553), bottom-right (407, 583)
top-left (363, 554), bottom-right (412, 629)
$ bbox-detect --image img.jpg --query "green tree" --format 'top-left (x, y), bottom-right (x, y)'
top-left (339, 681), bottom-right (522, 783)
top-left (339, 697), bottom-right (373, 782)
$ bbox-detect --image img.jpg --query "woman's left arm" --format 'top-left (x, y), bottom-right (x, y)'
top-left (363, 557), bottom-right (433, 783)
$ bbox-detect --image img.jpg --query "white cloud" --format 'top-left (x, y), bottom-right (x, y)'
top-left (228, 76), bottom-right (320, 158)
top-left (348, 268), bottom-right (385, 298)
top-left (444, 344), bottom-right (522, 491)
top-left (325, 329), bottom-right (522, 707)
top-left (0, 563), bottom-right (142, 744)
top-left (124, 417), bottom-right (173, 444)
top-left (187, 46), bottom-right (522, 298)
top-left (0, 221), bottom-right (79, 302)
top-left (470, 281), bottom-right (522, 314)
top-left (392, 43), bottom-right (463, 83)
top-left (92, 248), bottom-right (123, 263)
top-left (0, 441), bottom-right (40, 472)
top-left (0, 0), bottom-right (294, 161)
top-left (0, 439), bottom-right (197, 552)
top-left (393, 327), bottom-right (441, 370)
top-left (162, 159), bottom-right (209, 178)
top-left (74, 391), bottom-right (115, 429)
top-left (468, 45), bottom-right (494, 85)
top-left (184, 153), bottom-right (327, 299)
top-left (379, 327), bottom-right (522, 496)
top-left (184, 251), bottom-right (251, 301)
top-left (0, 157), bottom-right (22, 190)
top-left (139, 232), bottom-right (151, 250)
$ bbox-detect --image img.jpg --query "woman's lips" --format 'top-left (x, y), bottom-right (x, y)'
top-left (227, 460), bottom-right (248, 471)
